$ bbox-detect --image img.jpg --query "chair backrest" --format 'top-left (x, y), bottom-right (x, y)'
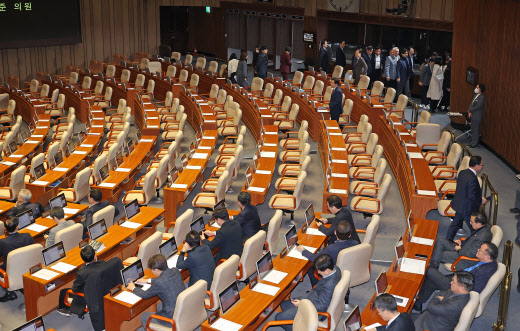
top-left (292, 71), bottom-right (303, 85)
top-left (219, 64), bottom-right (227, 77)
top-left (156, 155), bottom-right (169, 188)
top-left (332, 65), bottom-right (344, 79)
top-left (358, 75), bottom-right (370, 89)
top-left (490, 225), bottom-right (503, 248)
top-left (263, 83), bottom-right (274, 99)
top-left (121, 69), bottom-right (130, 83)
top-left (454, 291), bottom-right (480, 331)
top-left (73, 167), bottom-right (92, 202)
top-left (49, 88), bottom-right (59, 104)
top-left (135, 74), bottom-right (145, 88)
top-left (166, 65), bottom-right (177, 78)
top-left (251, 77), bottom-right (264, 92)
top-left (475, 263), bottom-right (506, 318)
top-left (313, 80), bottom-right (324, 95)
top-left (93, 80), bottom-right (104, 95)
top-left (266, 210), bottom-right (283, 254)
top-left (323, 86), bottom-right (332, 101)
top-left (208, 254), bottom-right (240, 310)
top-left (234, 146), bottom-right (243, 174)
top-left (215, 89), bottom-right (227, 105)
top-left (185, 54), bottom-right (193, 65)
top-left (215, 171), bottom-right (229, 201)
top-left (418, 110), bottom-right (431, 124)
top-left (360, 122), bottom-right (372, 143)
top-left (142, 167), bottom-right (158, 203)
top-left (446, 143), bottom-right (462, 168)
top-left (7, 100), bottom-right (16, 116)
top-left (139, 58), bottom-right (150, 70)
top-left (179, 69), bottom-right (188, 82)
top-left (370, 145), bottom-right (384, 167)
top-left (238, 230), bottom-right (266, 281)
top-left (10, 165), bottom-right (26, 198)
top-left (136, 231), bottom-right (162, 266)
top-left (106, 144), bottom-right (118, 170)
top-left (289, 104), bottom-right (299, 121)
top-left (357, 114), bottom-right (368, 133)
top-left (69, 72), bottom-right (78, 85)
top-left (373, 158), bottom-right (387, 185)
top-left (437, 131), bottom-right (453, 153)
top-left (337, 243), bottom-right (371, 287)
top-left (280, 96), bottom-right (292, 113)
top-left (189, 74), bottom-right (199, 90)
top-left (458, 156), bottom-right (471, 175)
top-left (365, 133), bottom-right (379, 156)
top-left (146, 79), bottom-right (155, 96)
top-left (293, 171), bottom-right (307, 209)
top-left (383, 88), bottom-right (396, 104)
top-left (172, 280), bottom-right (208, 330)
top-left (93, 205), bottom-right (116, 229)
top-left (82, 76), bottom-right (92, 90)
top-left (195, 57), bottom-right (206, 69)
top-left (55, 223), bottom-right (83, 252)
top-left (106, 65), bottom-right (116, 77)
top-left (343, 99), bottom-right (353, 117)
top-left (39, 84), bottom-right (49, 99)
top-left (6, 244), bottom-right (44, 290)
top-left (29, 79), bottom-right (39, 93)
top-left (116, 98), bottom-right (127, 114)
top-left (302, 75), bottom-right (315, 90)
top-left (46, 142), bottom-right (60, 168)
top-left (371, 81), bottom-right (384, 97)
top-left (377, 174), bottom-right (392, 202)
top-left (172, 209), bottom-right (194, 245)
top-left (293, 299), bottom-right (319, 331)
top-left (325, 270), bottom-right (351, 330)
top-left (208, 61), bottom-right (218, 73)
top-left (171, 52), bottom-right (181, 63)
top-left (299, 120), bottom-right (308, 139)
top-left (30, 153), bottom-right (45, 178)
top-left (363, 215), bottom-right (380, 258)
top-left (415, 123), bottom-right (441, 149)
top-left (207, 84), bottom-right (219, 99)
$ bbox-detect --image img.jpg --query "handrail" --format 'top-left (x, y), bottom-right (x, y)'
top-left (460, 143), bottom-right (473, 160)
top-left (407, 99), bottom-right (419, 123)
top-left (480, 173), bottom-right (498, 226)
top-left (492, 240), bottom-right (513, 331)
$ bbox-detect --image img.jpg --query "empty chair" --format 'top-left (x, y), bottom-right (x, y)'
top-left (423, 131), bottom-right (452, 163)
top-left (55, 223), bottom-right (83, 252)
top-left (329, 65), bottom-right (344, 79)
top-left (338, 99), bottom-right (353, 126)
top-left (80, 76), bottom-right (92, 91)
top-left (123, 231), bottom-right (162, 266)
top-left (266, 89), bottom-right (283, 112)
top-left (370, 81), bottom-right (384, 98)
top-left (259, 83), bottom-right (274, 100)
top-left (261, 299), bottom-right (318, 331)
top-left (279, 141), bottom-right (310, 165)
top-left (0, 165), bottom-right (25, 201)
top-left (58, 168), bottom-right (92, 203)
top-left (265, 210), bottom-right (283, 253)
top-left (217, 109), bottom-right (242, 137)
top-left (120, 69), bottom-right (130, 84)
top-left (405, 110), bottom-right (432, 137)
top-left (162, 209), bottom-right (194, 244)
top-left (336, 243), bottom-right (371, 286)
top-left (193, 171), bottom-right (229, 210)
top-left (25, 153), bottom-right (45, 183)
top-left (274, 104), bottom-right (299, 131)
top-left (289, 71), bottom-right (304, 86)
top-left (134, 74), bottom-right (145, 90)
top-left (122, 168), bottom-right (158, 205)
top-left (350, 174), bottom-right (392, 217)
top-left (219, 64), bottom-right (227, 77)
top-left (208, 61), bottom-right (218, 74)
top-left (186, 73), bottom-right (199, 94)
top-left (269, 171), bottom-right (306, 221)
top-left (309, 80), bottom-right (324, 100)
top-left (248, 77), bottom-right (264, 96)
top-left (276, 156), bottom-right (311, 185)
top-left (344, 122), bottom-right (372, 150)
top-left (45, 142), bottom-right (61, 169)
top-left (105, 65), bottom-right (116, 77)
top-left (0, 100), bottom-right (16, 126)
top-left (416, 123), bottom-right (442, 150)
top-left (94, 86), bottom-right (113, 108)
top-left (44, 94), bottom-right (65, 118)
top-left (178, 69), bottom-right (188, 83)
top-left (279, 120), bottom-right (308, 149)
top-left (349, 158), bottom-right (387, 195)
top-left (429, 143), bottom-right (462, 178)
top-left (37, 84), bottom-right (49, 101)
top-left (92, 205), bottom-right (116, 228)
top-left (301, 75), bottom-right (315, 92)
top-left (348, 145), bottom-right (383, 172)
top-left (195, 57), bottom-right (206, 69)
top-left (165, 65), bottom-right (177, 79)
top-left (454, 291), bottom-right (480, 331)
top-left (184, 54), bottom-right (193, 66)
top-left (141, 79), bottom-right (155, 100)
top-left (139, 57), bottom-right (150, 70)
top-left (161, 114), bottom-right (187, 141)
top-left (205, 254), bottom-right (240, 310)
top-left (357, 75), bottom-right (370, 91)
top-left (171, 51), bottom-right (181, 63)
top-left (237, 231), bottom-right (266, 281)
top-left (0, 244), bottom-right (43, 300)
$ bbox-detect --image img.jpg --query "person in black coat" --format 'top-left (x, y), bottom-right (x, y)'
top-left (446, 156), bottom-right (486, 240)
top-left (0, 217), bottom-right (35, 301)
top-left (7, 189), bottom-right (43, 218)
top-left (335, 41), bottom-right (347, 69)
top-left (365, 293), bottom-right (414, 331)
top-left (81, 189), bottom-right (120, 237)
top-left (177, 230), bottom-right (216, 290)
top-left (255, 46), bottom-right (268, 79)
top-left (202, 208), bottom-right (243, 263)
top-left (317, 195), bottom-right (360, 244)
top-left (232, 192), bottom-right (262, 240)
top-left (371, 47), bottom-right (385, 83)
top-left (318, 40), bottom-right (330, 73)
top-left (468, 83), bottom-right (486, 148)
top-left (298, 221), bottom-right (358, 286)
top-left (328, 78), bottom-right (343, 122)
top-left (362, 46), bottom-right (374, 77)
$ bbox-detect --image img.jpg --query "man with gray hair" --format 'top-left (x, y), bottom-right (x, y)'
top-left (8, 189), bottom-right (42, 218)
top-left (384, 47), bottom-right (398, 91)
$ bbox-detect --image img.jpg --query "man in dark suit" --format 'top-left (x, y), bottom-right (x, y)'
top-left (298, 221), bottom-right (358, 286)
top-left (255, 46), bottom-right (268, 79)
top-left (328, 78), bottom-right (343, 122)
top-left (128, 254), bottom-right (185, 329)
top-left (317, 195), bottom-right (360, 244)
top-left (407, 46), bottom-right (416, 93)
top-left (177, 230), bottom-right (215, 290)
top-left (365, 293), bottom-right (414, 331)
top-left (279, 47), bottom-right (293, 81)
top-left (335, 41), bottom-right (347, 69)
top-left (275, 254), bottom-right (341, 331)
top-left (352, 48), bottom-right (368, 85)
top-left (318, 40), bottom-right (330, 73)
top-left (468, 83), bottom-right (486, 148)
top-left (0, 217), bottom-right (35, 301)
top-left (446, 156), bottom-right (486, 240)
top-left (231, 192), bottom-right (262, 240)
top-left (418, 58), bottom-right (434, 108)
top-left (396, 48), bottom-right (412, 98)
top-left (7, 189), bottom-right (43, 218)
top-left (414, 271), bottom-right (473, 331)
top-left (370, 47), bottom-right (385, 86)
top-left (362, 46), bottom-right (374, 78)
top-left (81, 189), bottom-right (120, 236)
top-left (414, 242), bottom-right (498, 311)
top-left (202, 208), bottom-right (243, 263)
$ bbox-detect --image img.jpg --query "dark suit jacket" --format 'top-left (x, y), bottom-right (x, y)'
top-left (0, 232), bottom-right (34, 271)
top-left (335, 47), bottom-right (346, 68)
top-left (362, 53), bottom-right (373, 75)
top-left (280, 52), bottom-right (292, 74)
top-left (318, 47), bottom-right (330, 72)
top-left (396, 57), bottom-right (411, 80)
top-left (81, 200), bottom-right (119, 233)
top-left (255, 53), bottom-right (268, 79)
top-left (177, 244), bottom-right (215, 290)
top-left (329, 86), bottom-right (343, 121)
top-left (468, 94), bottom-right (485, 122)
top-left (461, 260), bottom-right (498, 292)
top-left (352, 57), bottom-right (368, 85)
top-left (202, 219), bottom-right (243, 262)
top-left (236, 204), bottom-right (262, 239)
top-left (318, 207), bottom-right (360, 244)
top-left (305, 266), bottom-right (341, 312)
top-left (419, 64), bottom-right (433, 86)
top-left (302, 238), bottom-right (358, 263)
top-left (414, 290), bottom-right (469, 331)
top-left (456, 226), bottom-right (492, 261)
top-left (450, 169), bottom-right (481, 218)
top-left (8, 201), bottom-right (43, 218)
top-left (376, 313), bottom-right (414, 331)
top-left (371, 54), bottom-right (385, 74)
top-left (133, 268), bottom-right (184, 319)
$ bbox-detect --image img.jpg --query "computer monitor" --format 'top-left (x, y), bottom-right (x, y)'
top-left (213, 199), bottom-right (225, 211)
top-left (190, 216), bottom-right (205, 234)
top-left (54, 150), bottom-right (63, 166)
top-left (42, 241), bottom-right (66, 266)
top-left (218, 281), bottom-right (240, 315)
top-left (344, 305), bottom-right (361, 331)
top-left (308, 66), bottom-right (315, 74)
top-left (121, 259), bottom-right (145, 286)
top-left (304, 204), bottom-right (315, 226)
top-left (124, 199), bottom-right (140, 220)
top-left (49, 193), bottom-right (67, 209)
top-left (406, 210), bottom-right (415, 241)
top-left (159, 236), bottom-right (178, 259)
top-left (256, 252), bottom-right (274, 281)
top-left (13, 315), bottom-right (46, 331)
top-left (375, 270), bottom-right (388, 295)
top-left (181, 154), bottom-right (188, 170)
top-left (33, 164), bottom-right (46, 180)
top-left (9, 140), bottom-right (17, 154)
top-left (394, 236), bottom-right (405, 265)
top-left (19, 131), bottom-right (28, 143)
top-left (17, 209), bottom-right (35, 230)
top-left (245, 167), bottom-right (252, 188)
top-left (98, 164), bottom-right (109, 183)
top-left (88, 219), bottom-right (108, 241)
top-left (115, 151), bottom-right (124, 168)
top-left (284, 225), bottom-right (298, 251)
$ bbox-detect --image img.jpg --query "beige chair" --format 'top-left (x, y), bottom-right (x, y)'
top-left (370, 81), bottom-right (384, 98)
top-left (105, 99), bottom-right (127, 123)
top-left (337, 243), bottom-right (371, 286)
top-left (89, 154), bottom-right (108, 186)
top-left (208, 61), bottom-right (218, 74)
top-left (437, 192), bottom-right (456, 218)
top-left (106, 65), bottom-right (116, 77)
top-left (318, 270), bottom-right (351, 330)
top-left (289, 71), bottom-right (304, 86)
top-left (217, 109), bottom-right (242, 137)
top-left (193, 171), bottom-right (229, 210)
top-left (184, 54), bottom-right (193, 66)
top-left (205, 254), bottom-right (240, 310)
top-left (207, 89), bottom-right (226, 106)
top-left (237, 231), bottom-right (266, 281)
top-left (276, 156), bottom-right (311, 185)
top-left (219, 64), bottom-right (227, 77)
top-left (330, 65), bottom-right (344, 79)
top-left (309, 80), bottom-right (324, 100)
top-left (134, 74), bottom-right (145, 90)
top-left (275, 104), bottom-right (299, 131)
top-left (122, 168), bottom-right (157, 205)
top-left (266, 89), bottom-right (283, 112)
top-left (195, 57), bottom-right (206, 69)
top-left (25, 153), bottom-right (45, 183)
top-left (490, 225), bottom-right (503, 248)
top-left (162, 209), bottom-right (194, 244)
top-left (44, 94), bottom-right (65, 118)
top-left (357, 75), bottom-right (371, 91)
top-left (261, 299), bottom-right (318, 331)
top-left (55, 223), bottom-right (83, 252)
top-left (145, 279), bottom-right (208, 331)
top-left (269, 171), bottom-right (306, 221)
top-left (265, 210), bottom-right (283, 254)
top-left (120, 69), bottom-right (130, 84)
top-left (0, 166), bottom-right (25, 201)
top-left (178, 70), bottom-right (189, 84)
top-left (279, 120), bottom-right (308, 149)
top-left (349, 158), bottom-right (387, 195)
top-left (171, 52), bottom-right (181, 63)
top-left (186, 73), bottom-right (199, 94)
top-left (52, 108), bottom-right (75, 133)
top-left (474, 263), bottom-right (506, 318)
top-left (338, 99), bottom-right (354, 126)
top-left (349, 145), bottom-right (384, 177)
top-left (429, 143), bottom-right (462, 178)
top-left (92, 205), bottom-right (116, 229)
top-left (37, 84), bottom-right (50, 101)
top-left (321, 86), bottom-right (333, 104)
top-left (405, 110), bottom-right (432, 137)
top-left (139, 58), bottom-right (150, 70)
top-left (359, 215), bottom-right (380, 258)
top-left (0, 100), bottom-right (16, 126)
top-left (345, 123), bottom-right (373, 151)
top-left (248, 77), bottom-right (264, 96)
top-left (415, 123), bottom-right (442, 150)
top-left (45, 142), bottom-right (60, 169)
top-left (350, 174), bottom-right (392, 217)
top-left (342, 114), bottom-right (368, 140)
top-left (435, 156), bottom-right (470, 194)
top-left (423, 131), bottom-right (452, 163)
top-left (348, 132), bottom-right (378, 157)
top-left (259, 83), bottom-right (274, 101)
top-left (58, 168), bottom-right (91, 203)
top-left (123, 231), bottom-right (162, 266)
top-left (380, 87), bottom-right (396, 104)
top-left (24, 79), bottom-right (39, 94)
top-left (454, 291), bottom-right (480, 331)
top-left (85, 80), bottom-right (104, 97)
top-left (301, 75), bottom-right (315, 92)
top-left (141, 79), bottom-right (155, 100)
top-left (0, 244), bottom-right (43, 297)
top-left (80, 76), bottom-right (92, 91)
top-left (69, 72), bottom-right (79, 86)
top-left (165, 65), bottom-right (177, 79)
top-left (279, 142), bottom-right (310, 166)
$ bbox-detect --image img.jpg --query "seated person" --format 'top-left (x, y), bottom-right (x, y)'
top-left (127, 254), bottom-right (185, 329)
top-left (7, 189), bottom-right (43, 218)
top-left (45, 206), bottom-right (75, 248)
top-left (414, 271), bottom-right (473, 331)
top-left (366, 293), bottom-right (414, 331)
top-left (296, 220), bottom-right (358, 286)
top-left (317, 195), bottom-right (360, 244)
top-left (0, 217), bottom-right (35, 301)
top-left (81, 189), bottom-right (119, 237)
top-left (430, 211), bottom-right (492, 270)
top-left (414, 242), bottom-right (498, 311)
top-left (274, 254), bottom-right (341, 331)
top-left (177, 230), bottom-right (216, 290)
top-left (202, 208), bottom-right (243, 263)
top-left (230, 192), bottom-right (262, 240)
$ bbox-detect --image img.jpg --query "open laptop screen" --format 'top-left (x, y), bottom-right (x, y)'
top-left (190, 216), bottom-right (205, 233)
top-left (344, 305), bottom-right (361, 331)
top-left (88, 219), bottom-right (107, 241)
top-left (124, 199), bottom-right (140, 220)
top-left (99, 164), bottom-right (109, 182)
top-left (375, 270), bottom-right (388, 295)
top-left (304, 204), bottom-right (315, 226)
top-left (49, 193), bottom-right (67, 209)
top-left (17, 209), bottom-right (35, 230)
top-left (13, 315), bottom-right (45, 331)
top-left (34, 164), bottom-right (46, 179)
top-left (218, 281), bottom-right (240, 315)
top-left (284, 225), bottom-right (298, 250)
top-left (256, 252), bottom-right (274, 280)
top-left (159, 236), bottom-right (178, 259)
top-left (213, 199), bottom-right (225, 211)
top-left (42, 241), bottom-right (66, 266)
top-left (121, 259), bottom-right (144, 286)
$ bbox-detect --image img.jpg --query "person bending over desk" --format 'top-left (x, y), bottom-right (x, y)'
top-left (274, 254), bottom-right (341, 331)
top-left (177, 230), bottom-right (216, 290)
top-left (317, 195), bottom-right (360, 244)
top-left (45, 206), bottom-right (75, 248)
top-left (8, 189), bottom-right (43, 218)
top-left (202, 208), bottom-right (243, 263)
top-left (366, 293), bottom-right (414, 331)
top-left (0, 216), bottom-right (35, 301)
top-left (230, 192), bottom-right (262, 241)
top-left (81, 189), bottom-right (119, 236)
top-left (127, 254), bottom-right (185, 329)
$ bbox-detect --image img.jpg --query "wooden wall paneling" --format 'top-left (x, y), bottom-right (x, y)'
top-left (260, 18), bottom-right (275, 53)
top-left (7, 49), bottom-right (19, 81)
top-left (0, 51), bottom-right (4, 84)
top-left (101, 0), bottom-right (112, 62)
top-left (124, 0), bottom-right (133, 58)
top-left (246, 16), bottom-right (259, 52)
top-left (81, 0), bottom-right (93, 67)
top-left (92, 0), bottom-right (104, 61)
top-left (444, 0), bottom-right (453, 21)
top-left (428, 0), bottom-right (443, 20)
top-left (292, 21), bottom-right (304, 60)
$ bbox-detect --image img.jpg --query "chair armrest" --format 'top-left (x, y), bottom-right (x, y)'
top-left (347, 142), bottom-right (366, 154)
top-left (352, 166), bottom-right (375, 180)
top-left (351, 154), bottom-right (372, 166)
top-left (451, 256), bottom-right (479, 272)
top-left (440, 189), bottom-right (456, 200)
top-left (317, 312), bottom-right (331, 330)
top-left (341, 125), bottom-right (357, 133)
top-left (438, 180), bottom-right (457, 192)
top-left (145, 314), bottom-right (175, 331)
top-left (165, 221), bottom-right (175, 233)
top-left (0, 268), bottom-right (8, 289)
top-left (64, 290), bottom-right (85, 306)
top-left (353, 197), bottom-right (380, 213)
top-left (261, 320), bottom-right (296, 331)
top-left (357, 185), bottom-right (379, 196)
top-left (236, 262), bottom-right (244, 279)
top-left (434, 169), bottom-right (458, 179)
top-left (419, 143), bottom-right (439, 150)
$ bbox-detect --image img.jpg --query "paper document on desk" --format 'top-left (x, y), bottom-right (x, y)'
top-left (447, 112), bottom-right (463, 116)
top-left (253, 283), bottom-right (280, 296)
top-left (0, 161), bottom-right (15, 166)
top-left (170, 183), bottom-right (188, 189)
top-left (405, 143), bottom-right (418, 147)
top-left (202, 136), bottom-right (215, 139)
top-left (331, 173), bottom-right (348, 178)
top-left (114, 291), bottom-right (142, 305)
top-left (262, 270), bottom-right (288, 284)
top-left (305, 228), bottom-right (326, 236)
top-left (32, 269), bottom-right (60, 281)
top-left (329, 188), bottom-right (348, 194)
top-left (120, 221), bottom-right (140, 229)
top-left (50, 262), bottom-right (76, 274)
top-left (115, 168), bottom-right (131, 172)
top-left (197, 146), bottom-right (211, 150)
top-left (260, 151), bottom-right (276, 158)
top-left (25, 223), bottom-right (49, 233)
top-left (400, 257), bottom-right (427, 275)
top-left (31, 180), bottom-right (49, 186)
top-left (140, 139), bottom-right (154, 143)
top-left (407, 152), bottom-right (423, 159)
top-left (63, 208), bottom-right (80, 215)
top-left (417, 190), bottom-right (437, 196)
top-left (26, 140), bottom-right (39, 144)
top-left (32, 135), bottom-right (44, 137)
top-left (192, 153), bottom-right (208, 159)
top-left (329, 132), bottom-right (342, 136)
top-left (331, 159), bottom-right (347, 164)
top-left (373, 105), bottom-right (385, 108)
top-left (186, 165), bottom-right (202, 170)
top-left (72, 151), bottom-right (88, 155)
top-left (167, 255), bottom-right (180, 269)
top-left (212, 318), bottom-right (242, 331)
top-left (392, 294), bottom-right (409, 307)
top-left (411, 236), bottom-right (434, 246)
top-left (247, 186), bottom-right (265, 192)
top-left (9, 154), bottom-right (23, 158)
top-left (98, 183), bottom-right (116, 188)
top-left (287, 246), bottom-right (317, 260)
top-left (263, 143), bottom-right (276, 147)
top-left (81, 144), bottom-right (94, 148)
top-left (255, 170), bottom-right (271, 175)
top-left (365, 323), bottom-right (383, 329)
top-left (53, 167), bottom-right (69, 172)
top-left (264, 131), bottom-right (277, 135)
top-left (331, 147), bottom-right (347, 151)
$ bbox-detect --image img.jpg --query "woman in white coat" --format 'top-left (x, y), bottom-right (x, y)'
top-left (426, 56), bottom-right (444, 112)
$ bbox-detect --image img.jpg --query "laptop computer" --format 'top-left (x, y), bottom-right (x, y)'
top-left (344, 305), bottom-right (362, 331)
top-left (159, 236), bottom-right (179, 269)
top-left (98, 164), bottom-right (109, 184)
top-left (304, 203), bottom-right (316, 228)
top-left (375, 269), bottom-right (404, 303)
top-left (42, 241), bottom-right (66, 266)
top-left (49, 193), bottom-right (67, 209)
top-left (124, 199), bottom-right (140, 220)
top-left (394, 236), bottom-right (405, 266)
top-left (19, 132), bottom-right (28, 144)
top-left (213, 199), bottom-right (225, 211)
top-left (245, 167), bottom-right (252, 188)
top-left (284, 225), bottom-right (298, 251)
top-left (168, 166), bottom-right (178, 186)
top-left (218, 281), bottom-right (240, 315)
top-left (34, 164), bottom-right (46, 180)
top-left (13, 315), bottom-right (46, 331)
top-left (115, 151), bottom-right (124, 168)
top-left (256, 251), bottom-right (275, 281)
top-left (121, 259), bottom-right (145, 288)
top-left (54, 150), bottom-right (63, 167)
top-left (17, 209), bottom-right (35, 230)
top-left (190, 216), bottom-right (206, 235)
top-left (9, 140), bottom-right (17, 155)
top-left (406, 210), bottom-right (415, 241)
top-left (88, 218), bottom-right (107, 252)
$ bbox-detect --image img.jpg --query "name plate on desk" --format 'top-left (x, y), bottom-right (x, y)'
top-left (197, 146), bottom-right (211, 150)
top-left (81, 144), bottom-right (94, 148)
top-left (202, 113), bottom-right (213, 116)
top-left (255, 170), bottom-right (271, 175)
top-left (0, 161), bottom-right (15, 166)
top-left (416, 190), bottom-right (437, 196)
top-left (329, 132), bottom-right (342, 136)
top-left (26, 140), bottom-right (39, 144)
top-left (331, 159), bottom-right (347, 164)
top-left (32, 180), bottom-right (49, 186)
top-left (92, 125), bottom-right (103, 128)
top-left (263, 143), bottom-right (276, 147)
top-left (53, 167), bottom-right (69, 172)
top-left (247, 186), bottom-right (265, 192)
top-left (264, 131), bottom-right (277, 135)
top-left (331, 147), bottom-right (346, 151)
top-left (329, 188), bottom-right (347, 194)
top-left (186, 165), bottom-right (202, 170)
top-left (407, 152), bottom-right (424, 159)
top-left (260, 151), bottom-right (276, 158)
top-left (115, 168), bottom-right (132, 172)
top-left (139, 139), bottom-right (154, 142)
top-left (32, 135), bottom-right (44, 138)
top-left (147, 117), bottom-right (158, 120)
top-left (36, 126), bottom-right (47, 129)
top-left (202, 136), bottom-right (216, 139)
top-left (331, 173), bottom-right (348, 178)
top-left (170, 183), bottom-right (188, 189)
top-left (261, 114), bottom-right (272, 118)
top-left (72, 151), bottom-right (88, 155)
top-left (38, 119), bottom-right (50, 122)
top-left (9, 154), bottom-right (23, 158)
top-left (98, 182), bottom-right (116, 188)
top-left (192, 153), bottom-right (208, 159)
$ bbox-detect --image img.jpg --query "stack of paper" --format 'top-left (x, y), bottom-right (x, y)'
top-left (411, 236), bottom-right (434, 246)
top-left (114, 291), bottom-right (142, 305)
top-left (120, 221), bottom-right (141, 229)
top-left (262, 270), bottom-right (288, 284)
top-left (329, 188), bottom-right (348, 194)
top-left (32, 269), bottom-right (60, 281)
top-left (211, 318), bottom-right (242, 331)
top-left (287, 246), bottom-right (317, 260)
top-left (400, 258), bottom-right (427, 275)
top-left (26, 223), bottom-right (49, 233)
top-left (32, 181), bottom-right (49, 186)
top-left (50, 262), bottom-right (76, 274)
top-left (252, 283), bottom-right (280, 296)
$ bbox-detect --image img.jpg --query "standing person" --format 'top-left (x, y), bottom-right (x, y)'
top-left (361, 46), bottom-right (374, 78)
top-left (252, 46), bottom-right (260, 77)
top-left (280, 47), bottom-right (293, 81)
top-left (236, 50), bottom-right (249, 87)
top-left (328, 78), bottom-right (343, 122)
top-left (418, 58), bottom-right (434, 109)
top-left (202, 208), bottom-right (243, 262)
top-left (318, 40), bottom-right (330, 73)
top-left (227, 53), bottom-right (239, 84)
top-left (407, 46), bottom-right (416, 92)
top-left (468, 83), bottom-right (486, 148)
top-left (255, 46), bottom-right (268, 79)
top-left (45, 207), bottom-right (75, 248)
top-left (427, 56), bottom-right (444, 112)
top-left (231, 192), bottom-right (262, 240)
top-left (446, 156), bottom-right (487, 240)
top-left (384, 47), bottom-right (398, 89)
top-left (440, 56), bottom-right (451, 110)
top-left (371, 47), bottom-right (385, 84)
top-left (365, 293), bottom-right (415, 331)
top-left (335, 41), bottom-right (347, 69)
top-left (352, 48), bottom-right (367, 85)
top-left (177, 231), bottom-right (216, 290)
top-left (396, 48), bottom-right (411, 98)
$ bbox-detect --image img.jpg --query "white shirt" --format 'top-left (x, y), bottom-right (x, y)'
top-left (386, 313), bottom-right (400, 328)
top-left (375, 55), bottom-right (381, 69)
top-left (469, 168), bottom-right (477, 176)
